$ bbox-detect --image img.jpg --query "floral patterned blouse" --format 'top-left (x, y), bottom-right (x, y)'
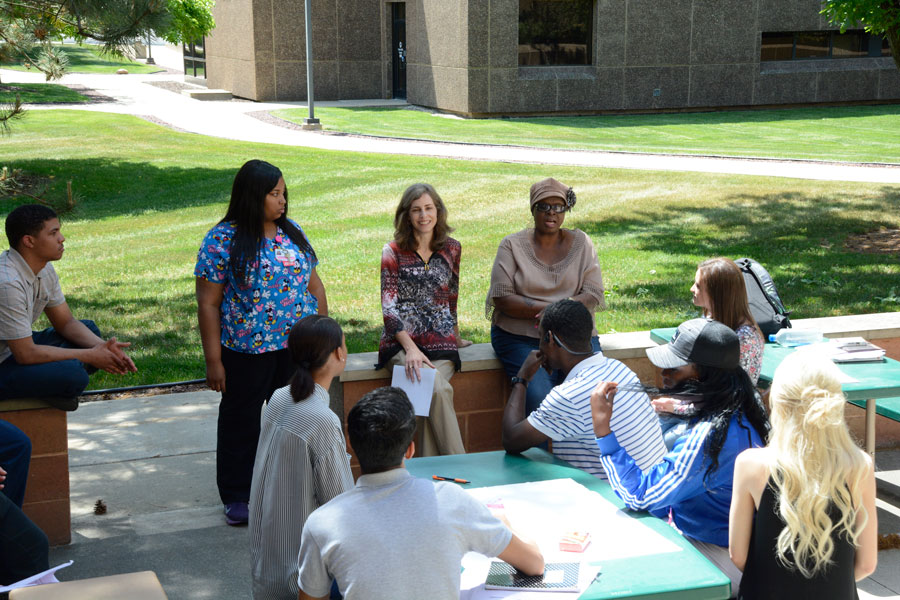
top-left (377, 239), bottom-right (461, 370)
top-left (194, 220), bottom-right (318, 354)
top-left (735, 323), bottom-right (764, 386)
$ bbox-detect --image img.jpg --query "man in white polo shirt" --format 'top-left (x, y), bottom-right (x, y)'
top-left (502, 299), bottom-right (665, 478)
top-left (0, 205), bottom-right (136, 408)
top-left (298, 387), bottom-right (544, 600)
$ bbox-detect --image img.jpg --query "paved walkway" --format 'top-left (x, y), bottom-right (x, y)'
top-left (3, 46), bottom-right (900, 184)
top-left (49, 391), bottom-right (900, 599)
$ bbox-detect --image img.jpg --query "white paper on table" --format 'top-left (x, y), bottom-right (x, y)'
top-left (459, 479), bottom-right (682, 599)
top-left (0, 560), bottom-right (73, 592)
top-left (391, 365), bottom-right (436, 416)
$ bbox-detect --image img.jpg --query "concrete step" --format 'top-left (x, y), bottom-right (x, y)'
top-left (181, 89), bottom-right (232, 101)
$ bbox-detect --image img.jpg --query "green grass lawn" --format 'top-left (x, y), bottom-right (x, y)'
top-left (1, 110), bottom-right (899, 389)
top-left (274, 104), bottom-right (900, 164)
top-left (0, 44), bottom-right (163, 75)
top-left (0, 83), bottom-right (89, 104)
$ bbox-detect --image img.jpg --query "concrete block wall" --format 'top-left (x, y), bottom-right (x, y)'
top-left (205, 0), bottom-right (900, 108)
top-left (335, 312), bottom-right (900, 478)
top-left (454, 0), bottom-right (900, 115)
top-left (206, 0), bottom-right (386, 101)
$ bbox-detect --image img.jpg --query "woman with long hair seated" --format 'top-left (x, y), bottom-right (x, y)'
top-left (375, 183), bottom-right (468, 456)
top-left (249, 315), bottom-right (353, 600)
top-left (729, 351), bottom-right (877, 599)
top-left (654, 257), bottom-right (765, 448)
top-left (590, 318), bottom-right (769, 593)
top-left (691, 257), bottom-right (764, 383)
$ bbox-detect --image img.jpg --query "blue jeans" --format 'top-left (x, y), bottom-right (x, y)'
top-left (491, 326), bottom-right (602, 415)
top-left (0, 320), bottom-right (100, 402)
top-left (0, 421), bottom-right (31, 508)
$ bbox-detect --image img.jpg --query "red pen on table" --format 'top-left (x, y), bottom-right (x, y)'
top-left (433, 475), bottom-right (470, 484)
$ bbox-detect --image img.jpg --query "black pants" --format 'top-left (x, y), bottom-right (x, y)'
top-left (0, 491), bottom-right (48, 585)
top-left (216, 347), bottom-right (295, 505)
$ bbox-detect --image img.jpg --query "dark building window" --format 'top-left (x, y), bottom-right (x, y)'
top-left (183, 38), bottom-right (206, 79)
top-left (518, 0), bottom-right (593, 66)
top-left (795, 32), bottom-right (829, 58)
top-left (761, 30), bottom-right (890, 61)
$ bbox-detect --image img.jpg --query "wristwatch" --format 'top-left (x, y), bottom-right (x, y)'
top-left (510, 376), bottom-right (529, 388)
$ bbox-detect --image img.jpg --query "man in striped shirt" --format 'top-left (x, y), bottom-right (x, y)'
top-left (502, 300), bottom-right (666, 478)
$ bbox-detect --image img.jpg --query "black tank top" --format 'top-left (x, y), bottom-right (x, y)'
top-left (739, 480), bottom-right (858, 600)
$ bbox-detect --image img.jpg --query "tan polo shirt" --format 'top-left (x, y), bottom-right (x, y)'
top-left (485, 228), bottom-right (605, 338)
top-left (0, 248), bottom-right (65, 363)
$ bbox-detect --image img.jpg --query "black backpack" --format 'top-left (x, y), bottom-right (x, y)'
top-left (735, 258), bottom-right (791, 339)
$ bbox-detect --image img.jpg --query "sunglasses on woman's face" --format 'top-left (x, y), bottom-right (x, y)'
top-left (534, 202), bottom-right (568, 214)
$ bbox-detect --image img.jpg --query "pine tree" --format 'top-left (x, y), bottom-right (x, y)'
top-left (0, 0), bottom-right (215, 126)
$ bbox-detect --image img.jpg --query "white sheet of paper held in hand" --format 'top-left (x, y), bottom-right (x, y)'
top-left (0, 560), bottom-right (73, 592)
top-left (391, 365), bottom-right (436, 416)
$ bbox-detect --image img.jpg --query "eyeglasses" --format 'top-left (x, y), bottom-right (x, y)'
top-left (542, 330), bottom-right (595, 355)
top-left (533, 202), bottom-right (568, 214)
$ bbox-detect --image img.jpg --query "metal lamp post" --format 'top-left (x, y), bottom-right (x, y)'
top-left (145, 33), bottom-right (155, 65)
top-left (301, 0), bottom-right (321, 129)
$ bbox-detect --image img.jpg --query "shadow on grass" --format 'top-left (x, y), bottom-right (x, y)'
top-left (66, 288), bottom-right (203, 387)
top-left (582, 185), bottom-right (900, 323)
top-left (69, 285), bottom-right (389, 384)
top-left (0, 159), bottom-right (236, 220)
top-left (0, 44), bottom-right (157, 71)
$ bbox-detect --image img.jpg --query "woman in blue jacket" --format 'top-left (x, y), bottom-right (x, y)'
top-left (590, 318), bottom-right (769, 594)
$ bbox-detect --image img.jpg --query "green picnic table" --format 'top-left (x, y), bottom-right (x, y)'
top-left (406, 448), bottom-right (731, 599)
top-left (650, 327), bottom-right (900, 455)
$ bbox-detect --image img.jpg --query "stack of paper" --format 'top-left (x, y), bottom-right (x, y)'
top-left (823, 337), bottom-right (886, 363)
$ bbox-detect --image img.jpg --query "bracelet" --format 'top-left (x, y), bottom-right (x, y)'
top-left (510, 376), bottom-right (529, 388)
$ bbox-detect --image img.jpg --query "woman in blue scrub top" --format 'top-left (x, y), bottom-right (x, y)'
top-left (195, 159), bottom-right (327, 526)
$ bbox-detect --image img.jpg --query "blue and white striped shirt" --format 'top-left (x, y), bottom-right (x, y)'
top-left (527, 352), bottom-right (666, 478)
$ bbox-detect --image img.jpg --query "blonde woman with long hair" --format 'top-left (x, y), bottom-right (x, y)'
top-left (729, 351), bottom-right (877, 599)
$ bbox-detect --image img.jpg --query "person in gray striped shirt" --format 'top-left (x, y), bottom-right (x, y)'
top-left (502, 300), bottom-right (666, 478)
top-left (249, 315), bottom-right (353, 600)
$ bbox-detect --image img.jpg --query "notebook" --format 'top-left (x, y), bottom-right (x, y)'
top-left (484, 561), bottom-right (580, 592)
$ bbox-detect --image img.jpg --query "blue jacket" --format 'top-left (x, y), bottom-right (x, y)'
top-left (597, 413), bottom-right (763, 547)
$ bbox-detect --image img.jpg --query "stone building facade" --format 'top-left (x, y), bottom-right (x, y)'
top-left (204, 0), bottom-right (900, 115)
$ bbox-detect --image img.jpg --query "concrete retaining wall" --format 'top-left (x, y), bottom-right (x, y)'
top-left (333, 312), bottom-right (900, 474)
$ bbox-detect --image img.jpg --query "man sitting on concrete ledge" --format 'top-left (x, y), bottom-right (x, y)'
top-left (502, 299), bottom-right (666, 478)
top-left (0, 205), bottom-right (136, 409)
top-left (298, 386), bottom-right (544, 600)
